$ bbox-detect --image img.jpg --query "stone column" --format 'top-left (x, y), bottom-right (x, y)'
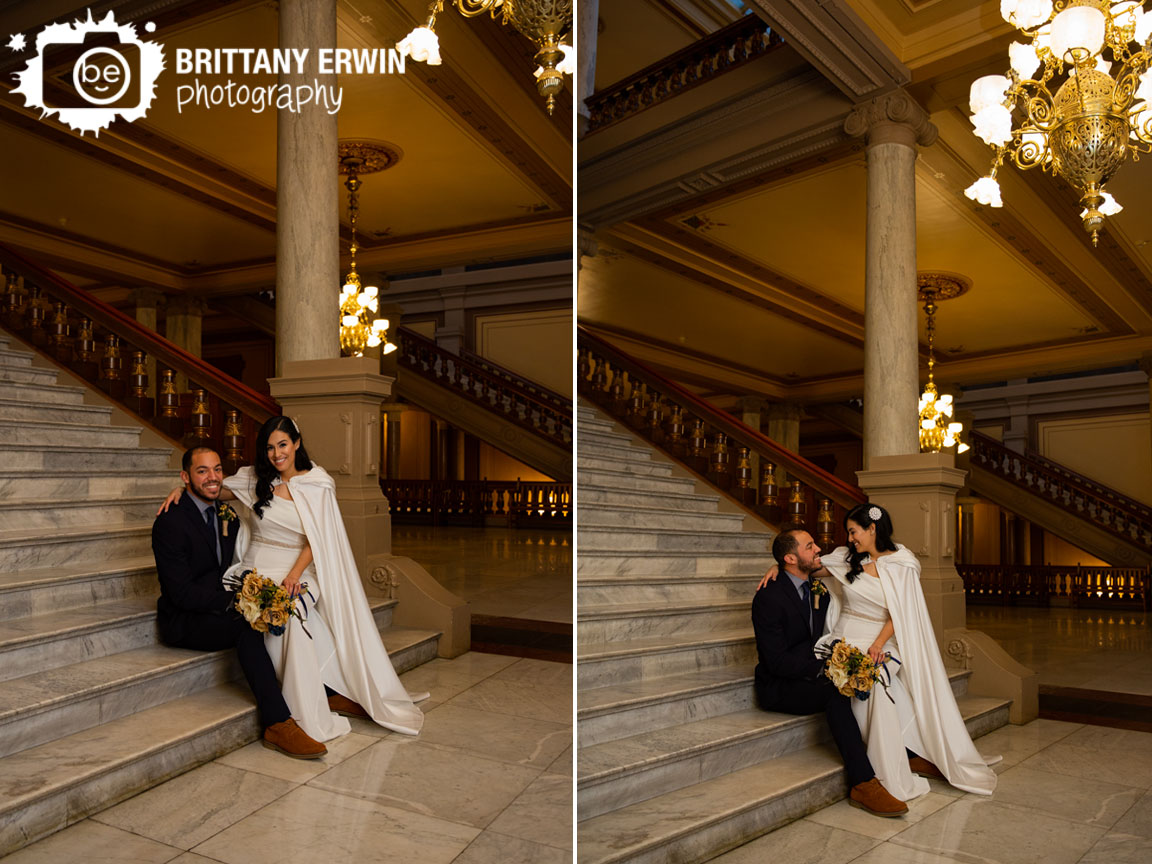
top-left (845, 92), bottom-right (937, 467)
top-left (382, 404), bottom-right (405, 479)
top-left (276, 0), bottom-right (339, 375)
top-left (577, 0), bottom-right (600, 135)
top-left (165, 296), bottom-right (206, 393)
top-left (765, 401), bottom-right (801, 453)
top-left (739, 396), bottom-right (764, 480)
top-left (133, 287), bottom-right (163, 398)
top-left (956, 496), bottom-right (977, 565)
top-left (859, 455), bottom-right (1038, 723)
top-left (578, 225), bottom-right (597, 273)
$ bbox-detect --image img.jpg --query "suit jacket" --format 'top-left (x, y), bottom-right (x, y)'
top-left (152, 492), bottom-right (238, 642)
top-left (752, 572), bottom-right (829, 707)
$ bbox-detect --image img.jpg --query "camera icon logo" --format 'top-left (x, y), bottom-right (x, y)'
top-left (11, 10), bottom-right (164, 136)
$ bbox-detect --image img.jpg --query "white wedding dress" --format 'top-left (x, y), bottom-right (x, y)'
top-left (820, 545), bottom-right (997, 800)
top-left (223, 465), bottom-right (424, 742)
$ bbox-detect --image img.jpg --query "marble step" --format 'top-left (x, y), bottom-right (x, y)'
top-left (579, 629), bottom-right (757, 690)
top-left (0, 522), bottom-right (153, 570)
top-left (0, 442), bottom-right (172, 471)
top-left (0, 417), bottom-right (142, 448)
top-left (0, 468), bottom-right (176, 500)
top-left (0, 556), bottom-right (158, 622)
top-left (0, 495), bottom-right (169, 529)
top-left (0, 396), bottom-right (114, 424)
top-left (578, 599), bottom-right (751, 644)
top-left (0, 591), bottom-right (400, 685)
top-left (578, 454), bottom-right (675, 477)
top-left (0, 364), bottom-right (58, 386)
top-left (0, 624), bottom-right (439, 858)
top-left (0, 596), bottom-right (406, 760)
top-left (580, 484), bottom-right (721, 513)
top-left (575, 697), bottom-right (1011, 863)
top-left (0, 378), bottom-right (87, 405)
top-left (579, 525), bottom-right (772, 554)
top-left (578, 438), bottom-right (662, 464)
top-left (0, 347), bottom-right (35, 367)
top-left (578, 667), bottom-right (757, 748)
top-left (578, 417), bottom-right (616, 434)
top-left (579, 573), bottom-right (763, 606)
top-left (578, 426), bottom-right (641, 446)
top-left (579, 503), bottom-right (747, 533)
top-left (577, 550), bottom-right (771, 578)
top-left (578, 468), bottom-right (697, 495)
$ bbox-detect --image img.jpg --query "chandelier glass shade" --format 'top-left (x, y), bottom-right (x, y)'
top-left (966, 1), bottom-right (1152, 245)
top-left (917, 276), bottom-right (969, 455)
top-left (338, 154), bottom-right (397, 359)
top-left (397, 0), bottom-right (574, 114)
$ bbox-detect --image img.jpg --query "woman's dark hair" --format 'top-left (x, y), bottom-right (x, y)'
top-left (843, 502), bottom-right (897, 582)
top-left (253, 416), bottom-right (313, 518)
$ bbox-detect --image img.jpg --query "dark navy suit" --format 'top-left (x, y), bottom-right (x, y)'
top-left (752, 573), bottom-right (874, 787)
top-left (152, 491), bottom-right (289, 726)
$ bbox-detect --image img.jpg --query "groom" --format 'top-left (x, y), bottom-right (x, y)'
top-left (152, 445), bottom-right (326, 759)
top-left (752, 528), bottom-right (907, 817)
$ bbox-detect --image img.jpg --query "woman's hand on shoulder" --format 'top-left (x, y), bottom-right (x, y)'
top-left (757, 566), bottom-right (779, 590)
top-left (157, 486), bottom-right (183, 515)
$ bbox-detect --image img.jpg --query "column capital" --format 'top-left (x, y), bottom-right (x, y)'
top-left (738, 395), bottom-right (765, 415)
top-left (578, 225), bottom-right (598, 259)
top-left (167, 294), bottom-right (208, 316)
top-left (132, 286), bottom-right (165, 308)
top-left (1139, 350), bottom-right (1152, 377)
top-left (844, 91), bottom-right (937, 149)
top-left (765, 401), bottom-right (804, 422)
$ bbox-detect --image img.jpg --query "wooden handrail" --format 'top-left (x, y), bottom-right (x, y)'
top-left (579, 325), bottom-right (865, 507)
top-left (585, 16), bottom-right (784, 132)
top-left (0, 244), bottom-right (278, 421)
top-left (1025, 446), bottom-right (1152, 522)
top-left (457, 343), bottom-right (570, 414)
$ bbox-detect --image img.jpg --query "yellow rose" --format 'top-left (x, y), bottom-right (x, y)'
top-left (266, 607), bottom-right (288, 629)
top-left (240, 576), bottom-right (261, 601)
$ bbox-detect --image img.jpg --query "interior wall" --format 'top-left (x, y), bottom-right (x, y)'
top-left (970, 498), bottom-right (1002, 564)
top-left (397, 409), bottom-right (432, 479)
top-left (1036, 412), bottom-right (1152, 506)
top-left (478, 442), bottom-right (553, 482)
top-left (473, 307), bottom-right (572, 397)
top-left (799, 439), bottom-right (863, 491)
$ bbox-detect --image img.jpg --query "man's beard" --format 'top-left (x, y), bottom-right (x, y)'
top-left (797, 558), bottom-right (821, 576)
top-left (189, 477), bottom-right (221, 501)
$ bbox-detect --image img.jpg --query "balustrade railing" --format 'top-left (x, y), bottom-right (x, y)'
top-left (396, 327), bottom-right (572, 449)
top-left (0, 245), bottom-right (278, 469)
top-left (959, 564), bottom-right (1150, 611)
top-left (579, 327), bottom-right (866, 546)
top-left (965, 431), bottom-right (1152, 551)
top-left (381, 478), bottom-right (572, 527)
top-left (459, 345), bottom-right (569, 414)
top-left (585, 16), bottom-right (784, 132)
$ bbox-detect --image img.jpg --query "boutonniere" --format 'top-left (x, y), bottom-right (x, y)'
top-left (810, 578), bottom-right (829, 609)
top-left (217, 502), bottom-right (238, 536)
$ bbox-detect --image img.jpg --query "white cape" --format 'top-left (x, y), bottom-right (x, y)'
top-left (225, 465), bottom-right (424, 738)
top-left (822, 545), bottom-right (997, 796)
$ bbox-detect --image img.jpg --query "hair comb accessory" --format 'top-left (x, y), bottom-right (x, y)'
top-left (868, 505), bottom-right (882, 521)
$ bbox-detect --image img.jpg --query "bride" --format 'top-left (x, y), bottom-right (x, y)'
top-left (761, 502), bottom-right (996, 799)
top-left (162, 416), bottom-right (425, 745)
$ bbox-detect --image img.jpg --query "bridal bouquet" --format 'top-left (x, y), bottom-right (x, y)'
top-left (814, 636), bottom-right (899, 702)
top-left (224, 568), bottom-right (313, 638)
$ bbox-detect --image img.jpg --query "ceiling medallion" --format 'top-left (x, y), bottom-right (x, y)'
top-left (337, 141), bottom-right (403, 175)
top-left (916, 272), bottom-right (970, 303)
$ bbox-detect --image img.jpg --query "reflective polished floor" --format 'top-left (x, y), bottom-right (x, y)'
top-left (391, 526), bottom-right (572, 624)
top-left (967, 605), bottom-right (1151, 694)
top-left (2, 652), bottom-right (572, 864)
top-left (709, 718), bottom-right (1152, 864)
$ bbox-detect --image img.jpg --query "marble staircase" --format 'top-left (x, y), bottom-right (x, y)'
top-left (575, 400), bottom-right (1012, 864)
top-left (0, 330), bottom-right (442, 857)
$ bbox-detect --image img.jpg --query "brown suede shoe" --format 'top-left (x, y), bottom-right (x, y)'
top-left (327, 693), bottom-right (370, 719)
top-left (909, 756), bottom-right (945, 780)
top-left (263, 718), bottom-right (327, 759)
top-left (849, 778), bottom-right (909, 818)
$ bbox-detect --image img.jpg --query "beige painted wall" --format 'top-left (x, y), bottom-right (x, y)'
top-left (474, 308), bottom-right (572, 397)
top-left (398, 410), bottom-right (432, 479)
top-left (1041, 532), bottom-right (1108, 567)
top-left (1036, 413), bottom-right (1152, 506)
top-left (479, 442), bottom-right (553, 482)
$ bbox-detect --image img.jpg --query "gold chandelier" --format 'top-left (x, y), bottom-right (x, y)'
top-left (338, 145), bottom-right (398, 358)
top-left (397, 0), bottom-right (574, 114)
top-left (917, 275), bottom-right (969, 455)
top-left (966, 1), bottom-right (1152, 245)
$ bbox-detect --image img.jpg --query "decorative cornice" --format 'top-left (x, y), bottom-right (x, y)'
top-left (844, 91), bottom-right (938, 148)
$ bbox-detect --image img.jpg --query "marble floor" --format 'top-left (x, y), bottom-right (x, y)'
top-left (392, 526), bottom-right (572, 624)
top-left (2, 652), bottom-right (573, 864)
top-left (708, 718), bottom-right (1152, 864)
top-left (967, 605), bottom-right (1151, 694)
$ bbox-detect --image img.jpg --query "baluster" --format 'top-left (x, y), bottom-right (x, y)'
top-left (155, 368), bottom-right (184, 439)
top-left (787, 480), bottom-right (806, 527)
top-left (688, 418), bottom-right (707, 458)
top-left (73, 317), bottom-right (98, 378)
top-left (224, 410), bottom-right (245, 473)
top-left (24, 286), bottom-right (47, 347)
top-left (665, 404), bottom-right (685, 450)
top-left (609, 367), bottom-right (626, 412)
top-left (626, 382), bottom-right (646, 427)
top-left (646, 397), bottom-right (664, 440)
top-left (185, 388), bottom-right (212, 446)
top-left (578, 349), bottom-right (590, 382)
top-left (815, 498), bottom-right (835, 550)
top-left (735, 446), bottom-right (752, 487)
top-left (1, 274), bottom-right (25, 330)
top-left (47, 301), bottom-right (72, 362)
top-left (98, 334), bottom-right (125, 398)
top-left (589, 355), bottom-right (607, 394)
top-left (124, 350), bottom-right (154, 418)
top-left (709, 433), bottom-right (730, 486)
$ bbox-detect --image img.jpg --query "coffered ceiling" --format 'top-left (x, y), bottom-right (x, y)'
top-left (0, 0), bottom-right (572, 322)
top-left (579, 0), bottom-right (1152, 409)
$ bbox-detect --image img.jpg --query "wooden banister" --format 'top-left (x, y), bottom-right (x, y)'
top-left (458, 343), bottom-right (569, 414)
